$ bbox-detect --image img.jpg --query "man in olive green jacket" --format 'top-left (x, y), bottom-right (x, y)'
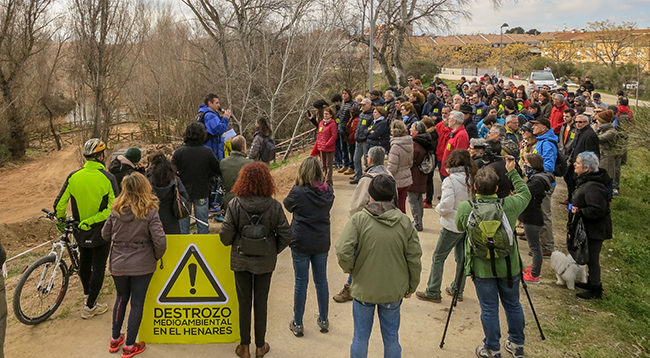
top-left (455, 158), bottom-right (531, 358)
top-left (336, 174), bottom-right (422, 358)
top-left (220, 135), bottom-right (253, 211)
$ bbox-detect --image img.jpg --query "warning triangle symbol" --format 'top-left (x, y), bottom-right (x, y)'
top-left (157, 244), bottom-right (229, 304)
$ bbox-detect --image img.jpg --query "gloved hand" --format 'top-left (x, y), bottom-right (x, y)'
top-left (78, 220), bottom-right (92, 231)
top-left (56, 220), bottom-right (66, 233)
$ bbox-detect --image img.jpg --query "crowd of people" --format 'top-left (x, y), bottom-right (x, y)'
top-left (45, 74), bottom-right (631, 358)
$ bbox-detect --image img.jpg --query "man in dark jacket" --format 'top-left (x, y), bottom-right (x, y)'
top-left (352, 99), bottom-right (374, 184)
top-left (460, 104), bottom-right (478, 139)
top-left (337, 89), bottom-right (356, 174)
top-left (366, 107), bottom-right (390, 153)
top-left (564, 114), bottom-right (600, 201)
top-left (220, 135), bottom-right (253, 211)
top-left (171, 123), bottom-right (221, 234)
top-left (109, 147), bottom-right (145, 191)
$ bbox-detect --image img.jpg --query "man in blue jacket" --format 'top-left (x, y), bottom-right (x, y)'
top-left (198, 94), bottom-right (231, 160)
top-left (531, 117), bottom-right (558, 256)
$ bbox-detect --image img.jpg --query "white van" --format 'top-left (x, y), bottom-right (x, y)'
top-left (529, 71), bottom-right (558, 89)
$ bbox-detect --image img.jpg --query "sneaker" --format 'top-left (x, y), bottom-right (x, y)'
top-left (289, 320), bottom-right (304, 337)
top-left (317, 318), bottom-right (329, 333)
top-left (213, 215), bottom-right (225, 223)
top-left (109, 334), bottom-right (125, 353)
top-left (476, 345), bottom-right (502, 358)
top-left (523, 265), bottom-right (531, 274)
top-left (504, 340), bottom-right (524, 358)
top-left (208, 206), bottom-right (222, 214)
top-left (523, 271), bottom-right (540, 284)
top-left (333, 283), bottom-right (353, 303)
top-left (255, 343), bottom-right (270, 358)
top-left (612, 188), bottom-right (619, 196)
top-left (412, 221), bottom-right (423, 232)
top-left (415, 291), bottom-right (442, 303)
top-left (349, 179), bottom-right (359, 185)
top-left (445, 286), bottom-right (463, 302)
top-left (423, 202), bottom-right (433, 209)
top-left (338, 167), bottom-right (349, 173)
top-left (344, 168), bottom-right (355, 175)
top-left (122, 342), bottom-right (146, 358)
top-left (82, 302), bottom-right (108, 319)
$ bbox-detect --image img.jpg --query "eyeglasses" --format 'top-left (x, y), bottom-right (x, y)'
top-left (575, 120), bottom-right (589, 124)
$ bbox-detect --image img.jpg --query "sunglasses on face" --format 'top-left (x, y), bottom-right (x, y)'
top-left (576, 120), bottom-right (589, 124)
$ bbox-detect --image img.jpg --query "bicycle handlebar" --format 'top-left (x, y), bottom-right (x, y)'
top-left (40, 208), bottom-right (78, 226)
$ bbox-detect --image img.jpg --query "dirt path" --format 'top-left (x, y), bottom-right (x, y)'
top-left (4, 155), bottom-right (553, 358)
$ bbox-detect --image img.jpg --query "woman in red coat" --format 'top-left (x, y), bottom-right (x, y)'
top-left (316, 107), bottom-right (338, 185)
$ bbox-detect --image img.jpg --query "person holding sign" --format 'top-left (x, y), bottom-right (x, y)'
top-left (102, 172), bottom-right (167, 358)
top-left (220, 163), bottom-right (291, 358)
top-left (283, 157), bottom-right (335, 337)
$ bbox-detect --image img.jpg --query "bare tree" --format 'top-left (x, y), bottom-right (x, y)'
top-left (586, 20), bottom-right (637, 68)
top-left (69, 0), bottom-right (148, 140)
top-left (344, 0), bottom-right (470, 87)
top-left (0, 0), bottom-right (53, 159)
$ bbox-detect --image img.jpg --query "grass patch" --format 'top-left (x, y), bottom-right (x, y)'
top-left (527, 114), bottom-right (650, 357)
top-left (270, 160), bottom-right (288, 170)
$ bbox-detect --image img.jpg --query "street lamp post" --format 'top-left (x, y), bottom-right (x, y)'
top-left (369, 0), bottom-right (374, 91)
top-left (500, 23), bottom-right (509, 77)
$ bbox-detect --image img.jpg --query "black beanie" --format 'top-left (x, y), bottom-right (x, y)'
top-left (368, 174), bottom-right (396, 202)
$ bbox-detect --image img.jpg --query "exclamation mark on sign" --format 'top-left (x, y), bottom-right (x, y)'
top-left (189, 263), bottom-right (197, 295)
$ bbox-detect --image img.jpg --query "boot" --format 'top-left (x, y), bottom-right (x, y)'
top-left (576, 283), bottom-right (603, 300)
top-left (574, 281), bottom-right (589, 290)
top-left (235, 344), bottom-right (250, 358)
top-left (255, 342), bottom-right (270, 358)
top-left (333, 283), bottom-right (353, 303)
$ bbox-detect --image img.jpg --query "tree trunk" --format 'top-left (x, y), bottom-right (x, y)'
top-left (44, 104), bottom-right (62, 150)
top-left (2, 83), bottom-right (26, 158)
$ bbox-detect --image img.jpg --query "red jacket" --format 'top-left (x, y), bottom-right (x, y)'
top-left (549, 103), bottom-right (567, 135)
top-left (316, 119), bottom-right (337, 152)
top-left (440, 126), bottom-right (469, 177)
top-left (435, 121), bottom-right (451, 160)
top-left (347, 117), bottom-right (359, 144)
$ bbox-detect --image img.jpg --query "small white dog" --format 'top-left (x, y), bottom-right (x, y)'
top-left (550, 251), bottom-right (588, 290)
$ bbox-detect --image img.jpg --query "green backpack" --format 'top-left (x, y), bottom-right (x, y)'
top-left (466, 198), bottom-right (516, 286)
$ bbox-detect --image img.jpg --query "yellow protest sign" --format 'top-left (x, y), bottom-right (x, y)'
top-left (140, 235), bottom-right (239, 344)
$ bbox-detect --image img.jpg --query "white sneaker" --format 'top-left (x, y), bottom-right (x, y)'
top-left (81, 302), bottom-right (108, 319)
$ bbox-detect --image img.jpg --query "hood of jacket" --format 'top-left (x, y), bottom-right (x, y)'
top-left (390, 135), bottom-right (414, 152)
top-left (109, 155), bottom-right (135, 172)
top-left (114, 207), bottom-right (137, 223)
top-left (236, 196), bottom-right (275, 215)
top-left (364, 201), bottom-right (401, 226)
top-left (198, 104), bottom-right (215, 114)
top-left (153, 179), bottom-right (175, 198)
top-left (412, 132), bottom-right (434, 151)
top-left (530, 171), bottom-right (555, 191)
top-left (536, 129), bottom-right (558, 143)
top-left (576, 169), bottom-right (612, 188)
top-left (367, 165), bottom-right (390, 175)
top-left (296, 183), bottom-right (334, 208)
top-left (597, 122), bottom-right (615, 134)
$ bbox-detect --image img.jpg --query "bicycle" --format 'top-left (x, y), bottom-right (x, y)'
top-left (12, 209), bottom-right (80, 325)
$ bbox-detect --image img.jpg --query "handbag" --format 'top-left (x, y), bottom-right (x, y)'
top-left (566, 213), bottom-right (589, 265)
top-left (172, 177), bottom-right (190, 219)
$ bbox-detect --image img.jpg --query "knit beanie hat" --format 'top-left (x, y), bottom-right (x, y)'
top-left (125, 147), bottom-right (142, 163)
top-left (595, 110), bottom-right (614, 123)
top-left (368, 174), bottom-right (396, 202)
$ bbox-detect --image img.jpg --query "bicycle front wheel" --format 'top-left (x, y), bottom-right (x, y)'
top-left (13, 255), bottom-right (69, 325)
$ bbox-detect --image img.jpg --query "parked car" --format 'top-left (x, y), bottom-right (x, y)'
top-left (529, 71), bottom-right (558, 89)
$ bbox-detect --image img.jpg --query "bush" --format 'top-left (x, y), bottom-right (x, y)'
top-left (0, 143), bottom-right (11, 166)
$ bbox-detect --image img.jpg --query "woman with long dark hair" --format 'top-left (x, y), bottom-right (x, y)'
top-left (283, 156), bottom-right (335, 337)
top-left (220, 162), bottom-right (291, 358)
top-left (249, 117), bottom-right (274, 165)
top-left (146, 151), bottom-right (188, 234)
top-left (417, 149), bottom-right (477, 303)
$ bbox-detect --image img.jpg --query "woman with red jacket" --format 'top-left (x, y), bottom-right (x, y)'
top-left (317, 107), bottom-right (338, 185)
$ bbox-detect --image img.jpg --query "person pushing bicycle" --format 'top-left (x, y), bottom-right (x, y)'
top-left (53, 138), bottom-right (119, 319)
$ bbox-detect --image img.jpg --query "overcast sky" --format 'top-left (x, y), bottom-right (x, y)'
top-left (158, 0), bottom-right (650, 35)
top-left (454, 0), bottom-right (650, 34)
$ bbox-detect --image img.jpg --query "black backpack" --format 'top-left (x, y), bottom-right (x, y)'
top-left (195, 111), bottom-right (216, 141)
top-left (259, 136), bottom-right (277, 163)
top-left (551, 141), bottom-right (568, 177)
top-left (237, 211), bottom-right (271, 257)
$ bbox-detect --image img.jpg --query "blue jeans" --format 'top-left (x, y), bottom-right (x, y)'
top-left (292, 251), bottom-right (329, 325)
top-left (337, 133), bottom-right (350, 168)
top-left (473, 275), bottom-right (525, 351)
top-left (348, 142), bottom-right (356, 170)
top-left (334, 135), bottom-right (343, 166)
top-left (351, 299), bottom-right (402, 358)
top-left (436, 160), bottom-right (447, 182)
top-left (353, 142), bottom-right (368, 180)
top-left (211, 176), bottom-right (223, 208)
top-left (179, 197), bottom-right (209, 234)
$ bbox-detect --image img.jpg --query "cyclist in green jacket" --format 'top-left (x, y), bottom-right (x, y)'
top-left (54, 138), bottom-right (119, 319)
